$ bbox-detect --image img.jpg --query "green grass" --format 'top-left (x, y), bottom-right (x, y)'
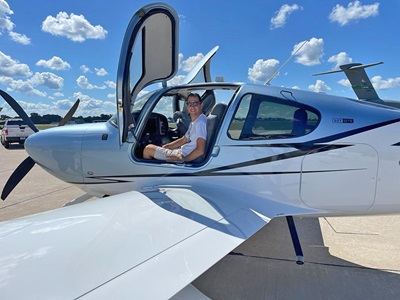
top-left (35, 124), bottom-right (58, 130)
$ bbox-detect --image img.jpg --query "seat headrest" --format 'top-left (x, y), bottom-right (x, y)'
top-left (210, 103), bottom-right (227, 117)
top-left (293, 108), bottom-right (307, 121)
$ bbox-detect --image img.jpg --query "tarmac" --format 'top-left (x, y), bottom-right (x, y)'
top-left (1, 144), bottom-right (400, 299)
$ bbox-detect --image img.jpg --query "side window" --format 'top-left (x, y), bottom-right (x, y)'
top-left (228, 93), bottom-right (319, 140)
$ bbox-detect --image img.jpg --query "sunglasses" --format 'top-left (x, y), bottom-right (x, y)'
top-left (186, 101), bottom-right (201, 107)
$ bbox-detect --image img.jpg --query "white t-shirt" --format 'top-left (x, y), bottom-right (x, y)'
top-left (182, 114), bottom-right (207, 156)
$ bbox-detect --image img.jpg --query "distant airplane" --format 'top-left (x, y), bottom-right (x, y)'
top-left (1, 2), bottom-right (400, 299)
top-left (314, 61), bottom-right (400, 108)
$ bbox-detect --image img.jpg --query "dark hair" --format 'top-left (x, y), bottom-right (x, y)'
top-left (187, 92), bottom-right (202, 103)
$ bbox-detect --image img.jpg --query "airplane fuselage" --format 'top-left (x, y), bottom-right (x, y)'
top-left (25, 83), bottom-right (400, 217)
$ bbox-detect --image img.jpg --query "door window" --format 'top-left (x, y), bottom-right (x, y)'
top-left (228, 93), bottom-right (319, 140)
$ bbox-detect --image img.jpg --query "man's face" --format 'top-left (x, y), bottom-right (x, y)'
top-left (186, 95), bottom-right (203, 117)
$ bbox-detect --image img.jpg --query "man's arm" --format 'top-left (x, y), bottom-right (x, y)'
top-left (183, 138), bottom-right (206, 162)
top-left (162, 136), bottom-right (187, 149)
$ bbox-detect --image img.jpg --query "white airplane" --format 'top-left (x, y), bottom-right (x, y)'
top-left (1, 2), bottom-right (400, 299)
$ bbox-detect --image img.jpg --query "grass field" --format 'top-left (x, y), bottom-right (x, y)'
top-left (35, 124), bottom-right (58, 130)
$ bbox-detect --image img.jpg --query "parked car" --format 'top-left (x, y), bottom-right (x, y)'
top-left (0, 118), bottom-right (35, 148)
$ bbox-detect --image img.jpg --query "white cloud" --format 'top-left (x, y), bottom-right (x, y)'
top-left (138, 90), bottom-right (149, 98)
top-left (80, 65), bottom-right (91, 73)
top-left (293, 38), bottom-right (324, 66)
top-left (167, 75), bottom-right (185, 86)
top-left (329, 1), bottom-right (379, 26)
top-left (76, 75), bottom-right (106, 89)
top-left (8, 31), bottom-right (30, 45)
top-left (309, 79), bottom-right (331, 93)
top-left (73, 96), bottom-right (116, 116)
top-left (0, 75), bottom-right (12, 85)
top-left (248, 58), bottom-right (280, 83)
top-left (105, 80), bottom-right (116, 89)
top-left (73, 91), bottom-right (90, 101)
top-left (338, 75), bottom-right (400, 91)
top-left (79, 98), bottom-right (104, 109)
top-left (54, 92), bottom-right (64, 97)
top-left (41, 12), bottom-right (108, 42)
top-left (0, 1), bottom-right (32, 45)
top-left (30, 72), bottom-right (64, 90)
top-left (95, 67), bottom-right (108, 76)
top-left (180, 53), bottom-right (203, 72)
top-left (107, 93), bottom-right (116, 99)
top-left (371, 76), bottom-right (400, 90)
top-left (54, 99), bottom-right (76, 110)
top-left (270, 4), bottom-right (302, 30)
top-left (328, 52), bottom-right (353, 69)
top-left (338, 78), bottom-right (351, 88)
top-left (0, 0), bottom-right (14, 32)
top-left (178, 53), bottom-right (184, 70)
top-left (0, 51), bottom-right (31, 77)
top-left (36, 56), bottom-right (71, 70)
top-left (7, 79), bottom-right (47, 97)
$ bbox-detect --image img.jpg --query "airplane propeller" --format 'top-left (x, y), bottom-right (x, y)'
top-left (0, 90), bottom-right (39, 133)
top-left (0, 89), bottom-right (80, 200)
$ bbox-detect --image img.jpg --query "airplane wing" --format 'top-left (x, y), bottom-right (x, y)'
top-left (0, 185), bottom-right (316, 299)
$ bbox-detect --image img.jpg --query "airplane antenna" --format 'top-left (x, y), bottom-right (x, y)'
top-left (265, 40), bottom-right (307, 85)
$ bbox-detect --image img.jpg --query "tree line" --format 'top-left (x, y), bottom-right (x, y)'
top-left (0, 113), bottom-right (113, 124)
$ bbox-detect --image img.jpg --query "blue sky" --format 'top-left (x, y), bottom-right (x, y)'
top-left (1, 0), bottom-right (399, 117)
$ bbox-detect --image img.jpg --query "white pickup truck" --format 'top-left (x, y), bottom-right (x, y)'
top-left (1, 118), bottom-right (35, 148)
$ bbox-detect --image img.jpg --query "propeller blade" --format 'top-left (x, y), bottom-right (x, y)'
top-left (58, 99), bottom-right (80, 126)
top-left (1, 156), bottom-right (35, 200)
top-left (1, 97), bottom-right (79, 200)
top-left (0, 89), bottom-right (39, 133)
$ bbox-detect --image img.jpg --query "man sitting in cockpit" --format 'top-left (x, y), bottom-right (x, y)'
top-left (143, 93), bottom-right (207, 162)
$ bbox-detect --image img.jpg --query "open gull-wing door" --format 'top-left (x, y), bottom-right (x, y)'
top-left (116, 3), bottom-right (179, 145)
top-left (181, 46), bottom-right (219, 85)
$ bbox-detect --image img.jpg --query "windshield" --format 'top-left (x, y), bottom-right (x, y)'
top-left (109, 90), bottom-right (157, 127)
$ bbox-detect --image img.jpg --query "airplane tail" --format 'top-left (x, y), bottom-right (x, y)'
top-left (313, 62), bottom-right (383, 101)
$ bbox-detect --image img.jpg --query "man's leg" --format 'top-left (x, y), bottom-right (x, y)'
top-left (143, 144), bottom-right (159, 159)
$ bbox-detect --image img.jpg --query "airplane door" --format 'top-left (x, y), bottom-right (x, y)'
top-left (300, 144), bottom-right (378, 212)
top-left (116, 3), bottom-right (179, 145)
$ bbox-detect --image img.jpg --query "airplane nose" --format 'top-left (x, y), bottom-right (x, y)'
top-left (25, 125), bottom-right (87, 183)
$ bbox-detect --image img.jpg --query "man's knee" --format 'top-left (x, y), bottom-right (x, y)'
top-left (143, 144), bottom-right (156, 159)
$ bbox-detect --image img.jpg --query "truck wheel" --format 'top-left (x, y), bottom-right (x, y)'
top-left (4, 140), bottom-right (10, 148)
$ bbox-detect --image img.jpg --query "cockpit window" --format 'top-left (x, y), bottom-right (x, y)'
top-left (228, 93), bottom-right (319, 140)
top-left (109, 90), bottom-right (156, 127)
top-left (132, 90), bottom-right (156, 112)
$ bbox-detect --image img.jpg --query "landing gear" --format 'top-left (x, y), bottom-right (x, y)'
top-left (286, 216), bottom-right (304, 265)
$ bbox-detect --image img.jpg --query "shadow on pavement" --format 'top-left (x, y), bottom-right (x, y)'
top-left (194, 217), bottom-right (400, 300)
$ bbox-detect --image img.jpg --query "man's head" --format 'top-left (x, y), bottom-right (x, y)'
top-left (186, 93), bottom-right (203, 119)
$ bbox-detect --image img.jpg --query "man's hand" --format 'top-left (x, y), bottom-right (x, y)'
top-left (166, 152), bottom-right (184, 162)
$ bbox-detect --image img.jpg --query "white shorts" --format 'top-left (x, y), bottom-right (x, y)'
top-left (154, 147), bottom-right (182, 161)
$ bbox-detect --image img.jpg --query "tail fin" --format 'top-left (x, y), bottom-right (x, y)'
top-left (313, 62), bottom-right (383, 100)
